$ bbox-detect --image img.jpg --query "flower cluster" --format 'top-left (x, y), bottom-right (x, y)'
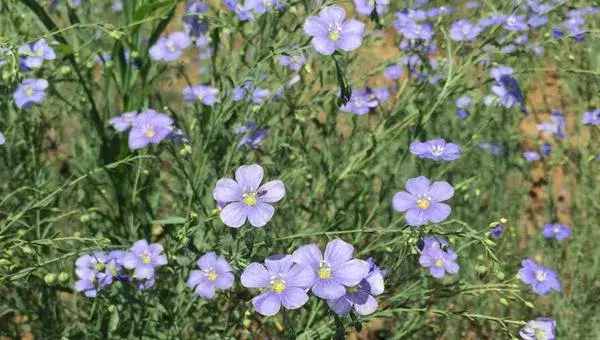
top-left (241, 239), bottom-right (385, 316)
top-left (418, 237), bottom-right (459, 279)
top-left (74, 240), bottom-right (167, 297)
top-left (109, 109), bottom-right (175, 150)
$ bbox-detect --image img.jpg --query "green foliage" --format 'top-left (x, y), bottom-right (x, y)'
top-left (1, 0), bottom-right (600, 339)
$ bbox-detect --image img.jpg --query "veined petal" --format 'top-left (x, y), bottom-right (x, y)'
top-left (214, 178), bottom-right (243, 203)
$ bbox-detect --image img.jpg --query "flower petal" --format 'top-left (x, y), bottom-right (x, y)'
top-left (426, 203), bottom-right (451, 223)
top-left (312, 278), bottom-right (347, 299)
top-left (241, 262), bottom-right (270, 288)
top-left (235, 164), bottom-right (264, 191)
top-left (324, 239), bottom-right (354, 267)
top-left (194, 281), bottom-right (216, 298)
top-left (427, 181), bottom-right (454, 202)
top-left (392, 191), bottom-right (416, 212)
top-left (280, 287), bottom-right (309, 309)
top-left (332, 259), bottom-right (370, 286)
top-left (252, 291), bottom-right (281, 316)
top-left (311, 36), bottom-right (336, 55)
top-left (292, 243), bottom-right (322, 270)
top-left (327, 297), bottom-right (352, 316)
top-left (405, 208), bottom-right (428, 226)
top-left (353, 295), bottom-right (378, 316)
top-left (197, 252), bottom-right (217, 269)
top-left (247, 203), bottom-right (275, 227)
top-left (405, 176), bottom-right (430, 196)
top-left (258, 180), bottom-right (285, 203)
top-left (213, 178), bottom-right (243, 203)
top-left (285, 263), bottom-right (317, 289)
top-left (215, 272), bottom-right (235, 290)
top-left (220, 202), bottom-right (248, 228)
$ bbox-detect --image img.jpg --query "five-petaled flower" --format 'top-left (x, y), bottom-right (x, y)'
top-left (18, 38), bottom-right (56, 69)
top-left (393, 176), bottom-right (454, 226)
top-left (292, 239), bottom-right (370, 299)
top-left (213, 164), bottom-right (285, 228)
top-left (13, 78), bottom-right (48, 109)
top-left (303, 6), bottom-right (365, 55)
top-left (409, 139), bottom-right (462, 161)
top-left (187, 252), bottom-right (235, 298)
top-left (518, 259), bottom-right (562, 296)
top-left (122, 240), bottom-right (168, 280)
top-left (128, 109), bottom-right (174, 150)
top-left (241, 255), bottom-right (316, 316)
top-left (149, 32), bottom-right (191, 61)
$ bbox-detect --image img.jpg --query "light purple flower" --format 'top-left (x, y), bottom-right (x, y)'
top-left (542, 223), bottom-right (571, 241)
top-left (187, 252), bottom-right (235, 298)
top-left (519, 317), bottom-right (556, 340)
top-left (479, 13), bottom-right (506, 27)
top-left (0, 132), bottom-right (5, 145)
top-left (122, 240), bottom-right (168, 280)
top-left (393, 14), bottom-right (433, 41)
top-left (109, 112), bottom-right (137, 132)
top-left (251, 88), bottom-right (270, 105)
top-left (582, 109), bottom-right (600, 125)
top-left (528, 15), bottom-right (547, 28)
top-left (183, 0), bottom-right (208, 38)
top-left (372, 87), bottom-right (390, 103)
top-left (183, 85), bottom-right (219, 106)
top-left (213, 164), bottom-right (285, 228)
top-left (523, 151), bottom-right (540, 162)
top-left (128, 109), bottom-right (174, 150)
top-left (303, 6), bottom-right (365, 55)
top-left (13, 78), bottom-right (48, 109)
top-left (18, 39), bottom-right (56, 69)
top-left (385, 64), bottom-right (402, 80)
top-left (393, 176), bottom-right (454, 226)
top-left (340, 88), bottom-right (378, 115)
top-left (456, 96), bottom-right (471, 108)
top-left (74, 252), bottom-right (117, 297)
top-left (418, 242), bottom-right (459, 278)
top-left (449, 19), bottom-right (482, 41)
top-left (518, 259), bottom-right (562, 296)
top-left (537, 111), bottom-right (567, 138)
top-left (409, 139), bottom-right (461, 161)
top-left (353, 0), bottom-right (389, 16)
top-left (279, 55), bottom-right (306, 71)
top-left (292, 239), bottom-right (370, 300)
top-left (327, 257), bottom-right (385, 316)
top-left (504, 14), bottom-right (529, 31)
top-left (149, 32), bottom-right (191, 61)
top-left (240, 255), bottom-right (316, 316)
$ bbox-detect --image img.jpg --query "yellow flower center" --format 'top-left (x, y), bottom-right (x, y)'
top-left (318, 267), bottom-right (332, 279)
top-left (536, 270), bottom-right (547, 282)
top-left (417, 199), bottom-right (430, 210)
top-left (368, 0), bottom-right (375, 5)
top-left (328, 31), bottom-right (341, 41)
top-left (36, 48), bottom-right (44, 57)
top-left (142, 255), bottom-right (152, 264)
top-left (435, 258), bottom-right (444, 267)
top-left (196, 93), bottom-right (204, 101)
top-left (347, 285), bottom-right (358, 293)
top-left (94, 262), bottom-right (105, 271)
top-left (207, 270), bottom-right (218, 281)
top-left (145, 128), bottom-right (156, 138)
top-left (24, 87), bottom-right (33, 96)
top-left (243, 193), bottom-right (258, 206)
top-left (271, 279), bottom-right (286, 293)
